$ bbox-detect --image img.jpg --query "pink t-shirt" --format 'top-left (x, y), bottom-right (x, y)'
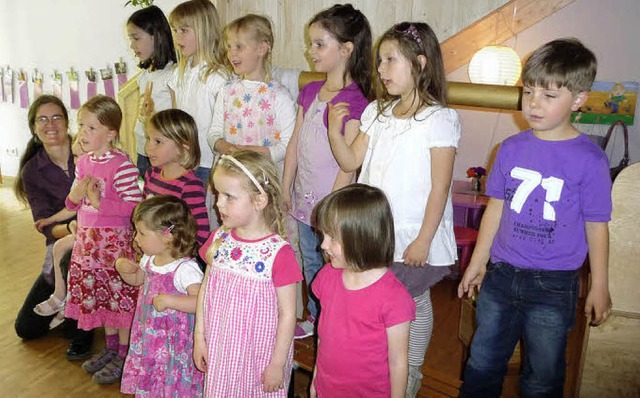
top-left (199, 228), bottom-right (301, 287)
top-left (312, 265), bottom-right (416, 397)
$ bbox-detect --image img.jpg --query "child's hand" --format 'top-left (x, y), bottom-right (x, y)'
top-left (261, 362), bottom-right (285, 392)
top-left (402, 238), bottom-right (430, 267)
top-left (327, 102), bottom-right (350, 133)
top-left (153, 294), bottom-right (170, 312)
top-left (457, 262), bottom-right (487, 299)
top-left (34, 217), bottom-right (53, 232)
top-left (193, 335), bottom-right (208, 372)
top-left (115, 258), bottom-right (139, 275)
top-left (86, 177), bottom-right (101, 209)
top-left (67, 176), bottom-right (91, 204)
top-left (585, 284), bottom-right (612, 326)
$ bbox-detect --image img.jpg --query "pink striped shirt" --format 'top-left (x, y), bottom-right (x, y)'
top-left (66, 149), bottom-right (142, 228)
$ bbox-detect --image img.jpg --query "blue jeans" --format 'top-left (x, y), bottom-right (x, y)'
top-left (461, 262), bottom-right (579, 398)
top-left (194, 167), bottom-right (212, 188)
top-left (136, 154), bottom-right (151, 179)
top-left (297, 221), bottom-right (324, 319)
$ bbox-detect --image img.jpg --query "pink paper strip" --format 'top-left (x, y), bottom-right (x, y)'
top-left (103, 78), bottom-right (115, 98)
top-left (53, 82), bottom-right (62, 99)
top-left (69, 81), bottom-right (80, 109)
top-left (117, 73), bottom-right (127, 89)
top-left (19, 81), bottom-right (28, 108)
top-left (3, 71), bottom-right (12, 103)
top-left (87, 81), bottom-right (97, 99)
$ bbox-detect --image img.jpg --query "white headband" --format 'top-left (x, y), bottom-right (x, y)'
top-left (221, 154), bottom-right (267, 195)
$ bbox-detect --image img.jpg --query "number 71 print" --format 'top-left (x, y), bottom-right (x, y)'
top-left (510, 167), bottom-right (564, 221)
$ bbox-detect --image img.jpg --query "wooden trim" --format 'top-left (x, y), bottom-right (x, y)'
top-left (116, 72), bottom-right (141, 163)
top-left (440, 0), bottom-right (577, 74)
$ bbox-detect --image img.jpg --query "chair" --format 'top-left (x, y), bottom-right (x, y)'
top-left (454, 226), bottom-right (478, 275)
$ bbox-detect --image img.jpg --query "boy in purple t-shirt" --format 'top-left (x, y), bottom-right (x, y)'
top-left (458, 38), bottom-right (613, 398)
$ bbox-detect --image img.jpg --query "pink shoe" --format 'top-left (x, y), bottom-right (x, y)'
top-left (294, 315), bottom-right (315, 339)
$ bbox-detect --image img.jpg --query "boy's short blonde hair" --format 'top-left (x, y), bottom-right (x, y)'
top-left (522, 38), bottom-right (597, 93)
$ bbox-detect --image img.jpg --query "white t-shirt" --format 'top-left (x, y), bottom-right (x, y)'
top-left (135, 62), bottom-right (175, 155)
top-left (359, 100), bottom-right (461, 265)
top-left (140, 254), bottom-right (204, 294)
top-left (169, 60), bottom-right (229, 169)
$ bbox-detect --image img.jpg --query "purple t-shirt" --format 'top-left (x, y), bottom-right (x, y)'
top-left (486, 130), bottom-right (612, 270)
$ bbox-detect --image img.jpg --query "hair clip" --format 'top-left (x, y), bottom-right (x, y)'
top-left (263, 172), bottom-right (270, 186)
top-left (162, 225), bottom-right (175, 234)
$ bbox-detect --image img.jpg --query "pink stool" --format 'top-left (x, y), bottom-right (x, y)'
top-left (454, 226), bottom-right (478, 274)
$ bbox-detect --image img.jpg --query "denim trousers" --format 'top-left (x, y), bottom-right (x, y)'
top-left (136, 153), bottom-right (151, 180)
top-left (297, 221), bottom-right (324, 319)
top-left (461, 262), bottom-right (579, 398)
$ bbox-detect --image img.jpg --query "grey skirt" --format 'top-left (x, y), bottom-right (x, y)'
top-left (390, 261), bottom-right (452, 298)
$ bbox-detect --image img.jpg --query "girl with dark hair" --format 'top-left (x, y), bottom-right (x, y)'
top-left (281, 3), bottom-right (372, 339)
top-left (13, 95), bottom-right (93, 360)
top-left (126, 4), bottom-right (177, 177)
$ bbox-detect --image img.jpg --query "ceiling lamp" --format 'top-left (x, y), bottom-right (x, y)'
top-left (468, 45), bottom-right (522, 86)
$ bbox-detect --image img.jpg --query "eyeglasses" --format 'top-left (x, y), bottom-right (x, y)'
top-left (35, 115), bottom-right (65, 125)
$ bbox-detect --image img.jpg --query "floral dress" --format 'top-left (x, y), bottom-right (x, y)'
top-left (121, 256), bottom-right (204, 397)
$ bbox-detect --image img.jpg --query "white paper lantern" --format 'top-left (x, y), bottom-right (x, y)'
top-left (468, 46), bottom-right (522, 86)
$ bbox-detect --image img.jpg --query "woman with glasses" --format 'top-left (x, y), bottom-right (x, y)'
top-left (13, 95), bottom-right (93, 360)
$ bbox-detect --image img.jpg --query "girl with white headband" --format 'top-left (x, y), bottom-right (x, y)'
top-left (194, 150), bottom-right (302, 396)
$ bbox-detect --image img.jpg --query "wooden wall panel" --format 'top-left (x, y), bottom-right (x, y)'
top-left (213, 0), bottom-right (510, 69)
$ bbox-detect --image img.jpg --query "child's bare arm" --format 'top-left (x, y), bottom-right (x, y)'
top-left (458, 198), bottom-right (504, 299)
top-left (282, 108), bottom-right (304, 212)
top-left (327, 103), bottom-right (368, 172)
top-left (584, 221), bottom-right (612, 325)
top-left (262, 283), bottom-right (297, 392)
top-left (310, 337), bottom-right (320, 398)
top-left (387, 321), bottom-right (411, 398)
top-left (116, 258), bottom-right (145, 286)
top-left (193, 265), bottom-right (211, 372)
top-left (153, 283), bottom-right (200, 313)
top-left (331, 119), bottom-right (360, 191)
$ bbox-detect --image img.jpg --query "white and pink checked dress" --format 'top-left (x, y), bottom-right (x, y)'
top-left (202, 229), bottom-right (299, 397)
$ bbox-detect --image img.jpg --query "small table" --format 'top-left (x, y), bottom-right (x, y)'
top-left (452, 180), bottom-right (489, 230)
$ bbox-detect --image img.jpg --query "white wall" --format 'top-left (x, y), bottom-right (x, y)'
top-left (449, 0), bottom-right (640, 180)
top-left (2, 0), bottom-right (639, 179)
top-left (0, 0), bottom-right (183, 177)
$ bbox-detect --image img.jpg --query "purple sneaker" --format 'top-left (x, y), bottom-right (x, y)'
top-left (294, 315), bottom-right (315, 339)
top-left (81, 348), bottom-right (117, 374)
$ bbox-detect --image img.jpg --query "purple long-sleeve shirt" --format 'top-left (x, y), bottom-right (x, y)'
top-left (21, 148), bottom-right (75, 245)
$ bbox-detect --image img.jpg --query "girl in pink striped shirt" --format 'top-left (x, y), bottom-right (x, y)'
top-left (65, 95), bottom-right (143, 385)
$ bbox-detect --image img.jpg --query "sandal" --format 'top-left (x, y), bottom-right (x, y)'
top-left (49, 308), bottom-right (66, 330)
top-left (33, 294), bottom-right (65, 316)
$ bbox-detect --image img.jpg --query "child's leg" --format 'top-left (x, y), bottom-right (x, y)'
top-left (519, 269), bottom-right (578, 398)
top-left (33, 235), bottom-right (75, 316)
top-left (460, 262), bottom-right (524, 398)
top-left (91, 328), bottom-right (129, 384)
top-left (406, 289), bottom-right (433, 398)
top-left (296, 221), bottom-right (324, 319)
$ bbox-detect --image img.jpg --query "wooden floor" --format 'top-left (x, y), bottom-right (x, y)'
top-left (1, 178), bottom-right (638, 397)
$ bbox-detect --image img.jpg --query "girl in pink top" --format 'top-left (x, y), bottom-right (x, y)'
top-left (281, 3), bottom-right (372, 339)
top-left (195, 150), bottom-right (302, 397)
top-left (65, 95), bottom-right (143, 384)
top-left (311, 184), bottom-right (416, 398)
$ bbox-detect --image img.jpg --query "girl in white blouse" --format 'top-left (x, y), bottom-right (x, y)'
top-left (327, 22), bottom-right (461, 398)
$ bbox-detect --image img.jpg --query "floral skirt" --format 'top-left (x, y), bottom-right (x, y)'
top-left (65, 226), bottom-right (139, 330)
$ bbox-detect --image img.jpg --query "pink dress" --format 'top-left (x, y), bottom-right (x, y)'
top-left (199, 229), bottom-right (302, 397)
top-left (121, 256), bottom-right (204, 397)
top-left (65, 149), bottom-right (142, 330)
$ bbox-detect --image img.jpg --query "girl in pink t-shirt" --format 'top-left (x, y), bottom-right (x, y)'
top-left (311, 184), bottom-right (416, 398)
top-left (195, 150), bottom-right (302, 396)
